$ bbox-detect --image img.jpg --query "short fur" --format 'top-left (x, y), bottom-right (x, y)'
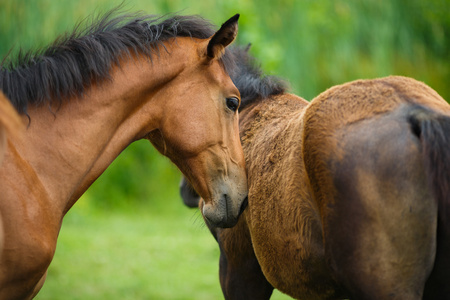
top-left (181, 52), bottom-right (450, 298)
top-left (303, 77), bottom-right (449, 299)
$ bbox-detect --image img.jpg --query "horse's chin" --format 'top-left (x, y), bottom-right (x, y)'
top-left (201, 196), bottom-right (247, 228)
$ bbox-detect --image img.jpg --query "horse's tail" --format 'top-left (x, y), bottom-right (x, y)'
top-left (408, 105), bottom-right (450, 225)
top-left (408, 105), bottom-right (450, 297)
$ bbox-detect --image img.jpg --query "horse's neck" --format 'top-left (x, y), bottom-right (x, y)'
top-left (8, 41), bottom-right (188, 214)
top-left (0, 93), bottom-right (22, 165)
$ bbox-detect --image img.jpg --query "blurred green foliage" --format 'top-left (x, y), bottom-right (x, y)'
top-left (1, 0), bottom-right (449, 212)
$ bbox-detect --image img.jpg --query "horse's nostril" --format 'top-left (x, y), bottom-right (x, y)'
top-left (239, 196), bottom-right (248, 215)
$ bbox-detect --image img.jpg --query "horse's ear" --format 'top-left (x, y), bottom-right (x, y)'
top-left (207, 14), bottom-right (239, 59)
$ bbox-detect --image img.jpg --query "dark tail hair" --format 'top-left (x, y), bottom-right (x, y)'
top-left (408, 105), bottom-right (450, 297)
top-left (408, 105), bottom-right (450, 225)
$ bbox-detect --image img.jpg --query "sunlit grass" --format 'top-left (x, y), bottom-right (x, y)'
top-left (35, 204), bottom-right (291, 299)
top-left (36, 208), bottom-right (220, 299)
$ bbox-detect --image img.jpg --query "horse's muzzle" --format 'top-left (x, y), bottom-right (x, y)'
top-left (202, 193), bottom-right (248, 228)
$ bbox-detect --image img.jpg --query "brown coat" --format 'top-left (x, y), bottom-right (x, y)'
top-left (208, 76), bottom-right (450, 299)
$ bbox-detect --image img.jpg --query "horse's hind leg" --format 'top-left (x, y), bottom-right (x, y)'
top-left (307, 111), bottom-right (437, 299)
top-left (423, 229), bottom-right (450, 299)
top-left (214, 217), bottom-right (274, 300)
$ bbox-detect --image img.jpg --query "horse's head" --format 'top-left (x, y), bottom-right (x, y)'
top-left (148, 15), bottom-right (247, 228)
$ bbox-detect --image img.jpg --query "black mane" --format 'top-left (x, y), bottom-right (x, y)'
top-left (0, 8), bottom-right (226, 114)
top-left (227, 46), bottom-right (287, 111)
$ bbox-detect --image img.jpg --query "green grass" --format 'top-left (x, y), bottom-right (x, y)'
top-left (36, 207), bottom-right (219, 299)
top-left (35, 204), bottom-right (291, 299)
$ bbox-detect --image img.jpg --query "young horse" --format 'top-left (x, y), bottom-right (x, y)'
top-left (0, 11), bottom-right (248, 299)
top-left (181, 48), bottom-right (450, 299)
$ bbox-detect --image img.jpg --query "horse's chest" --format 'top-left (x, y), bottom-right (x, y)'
top-left (249, 222), bottom-right (338, 299)
top-left (246, 186), bottom-right (340, 299)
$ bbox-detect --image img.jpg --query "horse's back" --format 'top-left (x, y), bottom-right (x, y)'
top-left (303, 76), bottom-right (449, 299)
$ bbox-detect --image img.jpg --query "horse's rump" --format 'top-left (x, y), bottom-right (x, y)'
top-left (303, 76), bottom-right (449, 299)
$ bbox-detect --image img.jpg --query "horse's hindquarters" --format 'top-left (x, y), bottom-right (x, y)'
top-left (307, 107), bottom-right (437, 299)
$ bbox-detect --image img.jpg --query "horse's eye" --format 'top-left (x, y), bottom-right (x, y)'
top-left (226, 97), bottom-right (239, 112)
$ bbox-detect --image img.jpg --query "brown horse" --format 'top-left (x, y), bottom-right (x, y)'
top-left (0, 10), bottom-right (248, 299)
top-left (181, 47), bottom-right (450, 299)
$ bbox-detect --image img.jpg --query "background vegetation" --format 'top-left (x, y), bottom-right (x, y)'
top-left (1, 0), bottom-right (449, 299)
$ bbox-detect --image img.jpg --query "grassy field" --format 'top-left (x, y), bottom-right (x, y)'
top-left (36, 206), bottom-right (225, 299)
top-left (35, 198), bottom-right (291, 299)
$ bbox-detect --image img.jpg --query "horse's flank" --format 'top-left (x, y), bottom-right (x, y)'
top-left (303, 76), bottom-right (450, 298)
